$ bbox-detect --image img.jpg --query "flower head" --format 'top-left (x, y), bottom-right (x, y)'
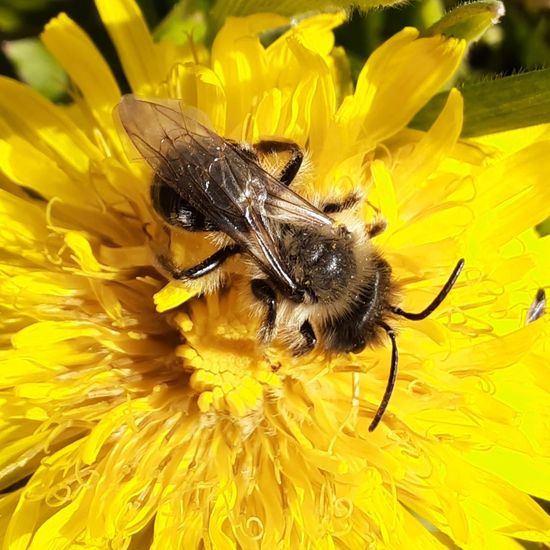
top-left (1, 0), bottom-right (549, 548)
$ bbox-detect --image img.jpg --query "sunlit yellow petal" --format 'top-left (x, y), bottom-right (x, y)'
top-left (212, 14), bottom-right (288, 131)
top-left (469, 141), bottom-right (550, 252)
top-left (95, 0), bottom-right (163, 93)
top-left (153, 281), bottom-right (196, 312)
top-left (337, 28), bottom-right (466, 149)
top-left (0, 77), bottom-right (100, 174)
top-left (41, 14), bottom-right (120, 136)
top-left (393, 88), bottom-right (464, 209)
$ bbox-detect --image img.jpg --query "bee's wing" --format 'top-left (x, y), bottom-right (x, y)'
top-left (117, 95), bottom-right (333, 293)
top-left (116, 95), bottom-right (215, 174)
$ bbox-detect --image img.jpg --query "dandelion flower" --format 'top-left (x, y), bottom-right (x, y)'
top-left (1, 0), bottom-right (550, 548)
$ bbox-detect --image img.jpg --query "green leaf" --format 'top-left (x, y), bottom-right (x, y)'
top-left (410, 69), bottom-right (550, 137)
top-left (2, 38), bottom-right (69, 102)
top-left (422, 0), bottom-right (505, 41)
top-left (210, 0), bottom-right (404, 28)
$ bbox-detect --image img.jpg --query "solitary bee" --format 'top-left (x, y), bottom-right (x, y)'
top-left (117, 95), bottom-right (464, 431)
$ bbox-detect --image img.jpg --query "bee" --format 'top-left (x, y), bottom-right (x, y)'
top-left (117, 95), bottom-right (464, 431)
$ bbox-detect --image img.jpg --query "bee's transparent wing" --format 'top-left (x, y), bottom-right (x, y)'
top-left (116, 95), bottom-right (214, 172)
top-left (117, 95), bottom-right (333, 293)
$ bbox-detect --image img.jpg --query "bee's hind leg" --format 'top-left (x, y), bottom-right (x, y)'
top-left (157, 244), bottom-right (241, 280)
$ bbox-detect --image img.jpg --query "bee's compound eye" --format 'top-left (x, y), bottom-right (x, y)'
top-left (329, 320), bottom-right (372, 354)
top-left (349, 340), bottom-right (367, 354)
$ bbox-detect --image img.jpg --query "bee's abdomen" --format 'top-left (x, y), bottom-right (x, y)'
top-left (150, 176), bottom-right (219, 232)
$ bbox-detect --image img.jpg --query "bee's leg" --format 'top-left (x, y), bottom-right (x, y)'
top-left (158, 244), bottom-right (241, 280)
top-left (364, 199), bottom-right (387, 238)
top-left (251, 279), bottom-right (277, 341)
top-left (253, 140), bottom-right (303, 186)
top-left (322, 193), bottom-right (361, 214)
top-left (293, 320), bottom-right (317, 356)
top-left (366, 218), bottom-right (387, 238)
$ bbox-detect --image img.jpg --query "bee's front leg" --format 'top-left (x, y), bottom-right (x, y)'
top-left (293, 319), bottom-right (317, 356)
top-left (251, 279), bottom-right (278, 342)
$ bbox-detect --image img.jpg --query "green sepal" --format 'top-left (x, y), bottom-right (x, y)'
top-left (422, 0), bottom-right (505, 41)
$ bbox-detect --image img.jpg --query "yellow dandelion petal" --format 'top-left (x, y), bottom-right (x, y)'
top-left (336, 28), bottom-right (465, 149)
top-left (212, 14), bottom-right (288, 131)
top-left (282, 36), bottom-right (337, 152)
top-left (469, 141), bottom-right (550, 251)
top-left (29, 490), bottom-right (88, 550)
top-left (0, 190), bottom-right (48, 258)
top-left (167, 63), bottom-right (227, 133)
top-left (95, 0), bottom-right (163, 93)
top-left (475, 121), bottom-right (550, 155)
top-left (393, 88), bottom-right (464, 206)
top-left (41, 14), bottom-right (121, 134)
top-left (153, 281), bottom-right (197, 312)
top-left (0, 131), bottom-right (96, 210)
top-left (0, 77), bottom-right (100, 173)
top-left (1, 2), bottom-right (549, 549)
top-left (0, 491), bottom-right (19, 541)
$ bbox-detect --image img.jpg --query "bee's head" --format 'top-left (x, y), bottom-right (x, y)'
top-left (328, 257), bottom-right (465, 431)
top-left (326, 252), bottom-right (394, 355)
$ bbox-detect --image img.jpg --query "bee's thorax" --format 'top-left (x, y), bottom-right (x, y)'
top-left (277, 224), bottom-right (356, 304)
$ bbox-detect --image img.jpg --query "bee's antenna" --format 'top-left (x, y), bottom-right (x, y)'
top-left (369, 322), bottom-right (398, 432)
top-left (368, 260), bottom-right (464, 431)
top-left (391, 259), bottom-right (465, 321)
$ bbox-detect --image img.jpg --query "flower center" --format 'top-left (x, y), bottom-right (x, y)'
top-left (175, 291), bottom-right (282, 417)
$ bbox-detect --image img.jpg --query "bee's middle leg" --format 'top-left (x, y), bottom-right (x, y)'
top-left (158, 244), bottom-right (241, 280)
top-left (253, 140), bottom-right (303, 186)
top-left (321, 193), bottom-right (361, 214)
